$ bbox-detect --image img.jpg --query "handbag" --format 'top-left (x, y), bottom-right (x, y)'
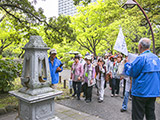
top-left (105, 73), bottom-right (111, 82)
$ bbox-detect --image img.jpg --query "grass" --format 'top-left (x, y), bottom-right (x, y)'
top-left (55, 81), bottom-right (72, 100)
top-left (0, 94), bottom-right (18, 108)
top-left (0, 77), bottom-right (21, 109)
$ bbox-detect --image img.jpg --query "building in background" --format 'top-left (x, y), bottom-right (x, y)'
top-left (58, 0), bottom-right (97, 16)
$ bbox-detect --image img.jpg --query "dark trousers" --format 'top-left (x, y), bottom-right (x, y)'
top-left (83, 82), bottom-right (93, 101)
top-left (112, 78), bottom-right (116, 94)
top-left (123, 79), bottom-right (126, 96)
top-left (73, 81), bottom-right (82, 99)
top-left (109, 78), bottom-right (112, 88)
top-left (112, 78), bottom-right (120, 95)
top-left (104, 81), bottom-right (107, 89)
top-left (132, 96), bottom-right (156, 120)
top-left (115, 79), bottom-right (120, 94)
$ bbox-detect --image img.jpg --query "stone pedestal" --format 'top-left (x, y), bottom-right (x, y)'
top-left (10, 90), bottom-right (62, 120)
top-left (9, 36), bottom-right (62, 120)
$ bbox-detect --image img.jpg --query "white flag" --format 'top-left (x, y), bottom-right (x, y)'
top-left (114, 27), bottom-right (128, 56)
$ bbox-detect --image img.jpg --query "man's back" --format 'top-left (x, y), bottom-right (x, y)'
top-left (125, 51), bottom-right (160, 97)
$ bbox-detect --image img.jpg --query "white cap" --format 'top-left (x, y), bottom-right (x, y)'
top-left (86, 56), bottom-right (92, 60)
top-left (105, 53), bottom-right (108, 56)
top-left (79, 54), bottom-right (82, 57)
top-left (50, 49), bottom-right (57, 55)
top-left (84, 56), bottom-right (88, 59)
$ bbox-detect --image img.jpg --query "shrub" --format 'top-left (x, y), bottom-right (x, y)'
top-left (0, 58), bottom-right (22, 93)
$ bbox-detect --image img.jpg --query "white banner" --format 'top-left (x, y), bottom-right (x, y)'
top-left (114, 27), bottom-right (128, 56)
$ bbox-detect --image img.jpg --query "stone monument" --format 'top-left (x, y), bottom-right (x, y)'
top-left (10, 36), bottom-right (62, 120)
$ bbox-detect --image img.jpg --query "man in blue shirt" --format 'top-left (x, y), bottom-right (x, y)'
top-left (124, 38), bottom-right (160, 120)
top-left (49, 49), bottom-right (63, 89)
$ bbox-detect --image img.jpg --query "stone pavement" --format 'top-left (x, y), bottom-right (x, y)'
top-left (59, 69), bottom-right (160, 120)
top-left (0, 103), bottom-right (103, 120)
top-left (57, 86), bottom-right (160, 120)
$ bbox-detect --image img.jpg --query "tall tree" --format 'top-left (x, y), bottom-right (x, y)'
top-left (72, 0), bottom-right (160, 54)
top-left (44, 15), bottom-right (76, 46)
top-left (0, 1), bottom-right (76, 56)
top-left (0, 13), bottom-right (39, 56)
top-left (71, 0), bottom-right (124, 55)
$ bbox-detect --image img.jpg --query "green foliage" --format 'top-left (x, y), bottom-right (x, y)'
top-left (68, 60), bottom-right (74, 68)
top-left (0, 59), bottom-right (22, 93)
top-left (0, 0), bottom-right (46, 27)
top-left (0, 94), bottom-right (18, 108)
top-left (73, 0), bottom-right (91, 5)
top-left (0, 0), bottom-right (159, 57)
top-left (71, 0), bottom-right (124, 55)
top-left (61, 54), bottom-right (74, 68)
top-left (0, 1), bottom-right (75, 57)
top-left (43, 15), bottom-right (76, 46)
top-left (70, 0), bottom-right (160, 55)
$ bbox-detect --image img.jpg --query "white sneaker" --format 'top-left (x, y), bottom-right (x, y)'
top-left (115, 94), bottom-right (118, 97)
top-left (111, 94), bottom-right (114, 97)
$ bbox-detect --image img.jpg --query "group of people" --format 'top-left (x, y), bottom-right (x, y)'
top-left (48, 38), bottom-right (160, 120)
top-left (70, 48), bottom-right (130, 104)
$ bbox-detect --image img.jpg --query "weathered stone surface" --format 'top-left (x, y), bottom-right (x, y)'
top-left (19, 36), bottom-right (52, 96)
top-left (9, 36), bottom-right (62, 120)
top-left (9, 90), bottom-right (62, 120)
top-left (24, 36), bottom-right (48, 48)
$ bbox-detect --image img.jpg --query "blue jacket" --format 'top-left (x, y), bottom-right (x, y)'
top-left (49, 57), bottom-right (63, 84)
top-left (124, 50), bottom-right (160, 97)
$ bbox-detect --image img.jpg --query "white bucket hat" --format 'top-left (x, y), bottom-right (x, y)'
top-left (50, 49), bottom-right (57, 55)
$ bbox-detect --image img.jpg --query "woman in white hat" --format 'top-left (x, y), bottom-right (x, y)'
top-left (83, 56), bottom-right (96, 103)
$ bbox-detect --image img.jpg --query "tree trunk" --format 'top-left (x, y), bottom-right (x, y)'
top-left (0, 49), bottom-right (3, 55)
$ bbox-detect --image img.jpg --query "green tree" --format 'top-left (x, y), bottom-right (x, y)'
top-left (71, 0), bottom-right (124, 55)
top-left (0, 0), bottom-right (47, 27)
top-left (0, 1), bottom-right (76, 56)
top-left (72, 0), bottom-right (160, 54)
top-left (43, 15), bottom-right (76, 46)
top-left (0, 13), bottom-right (40, 56)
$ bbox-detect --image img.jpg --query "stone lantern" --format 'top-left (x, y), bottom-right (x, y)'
top-left (10, 36), bottom-right (62, 120)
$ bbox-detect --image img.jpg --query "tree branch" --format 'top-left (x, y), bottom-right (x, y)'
top-left (0, 3), bottom-right (57, 30)
top-left (0, 14), bottom-right (6, 23)
top-left (1, 6), bottom-right (27, 24)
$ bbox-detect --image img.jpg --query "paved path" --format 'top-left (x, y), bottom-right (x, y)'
top-left (58, 70), bottom-right (160, 120)
top-left (0, 103), bottom-right (103, 120)
top-left (57, 87), bottom-right (160, 120)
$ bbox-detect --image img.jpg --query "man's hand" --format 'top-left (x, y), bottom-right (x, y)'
top-left (90, 79), bottom-right (93, 84)
top-left (120, 76), bottom-right (124, 80)
top-left (125, 57), bottom-right (128, 63)
top-left (78, 77), bottom-right (81, 81)
top-left (56, 67), bottom-right (61, 72)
